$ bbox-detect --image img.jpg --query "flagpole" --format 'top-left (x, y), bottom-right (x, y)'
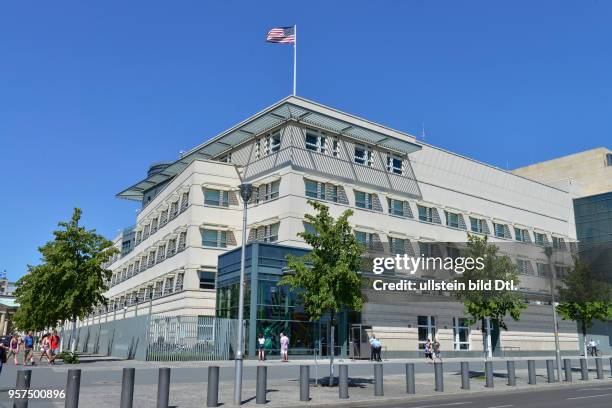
top-left (293, 24), bottom-right (297, 96)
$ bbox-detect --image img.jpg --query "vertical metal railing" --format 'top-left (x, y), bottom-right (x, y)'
top-left (146, 315), bottom-right (238, 362)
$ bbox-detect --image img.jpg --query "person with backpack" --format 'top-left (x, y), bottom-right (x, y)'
top-left (22, 331), bottom-right (35, 366)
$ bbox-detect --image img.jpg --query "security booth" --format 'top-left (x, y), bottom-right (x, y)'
top-left (349, 323), bottom-right (372, 360)
top-left (216, 242), bottom-right (353, 358)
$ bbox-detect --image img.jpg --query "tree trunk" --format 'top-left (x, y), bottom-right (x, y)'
top-left (329, 312), bottom-right (335, 386)
top-left (70, 316), bottom-right (77, 353)
top-left (582, 321), bottom-right (588, 362)
top-left (482, 317), bottom-right (492, 360)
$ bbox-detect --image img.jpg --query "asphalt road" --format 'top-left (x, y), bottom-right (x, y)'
top-left (363, 383), bottom-right (612, 408)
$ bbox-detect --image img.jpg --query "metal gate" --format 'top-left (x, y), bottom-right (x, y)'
top-left (147, 315), bottom-right (238, 361)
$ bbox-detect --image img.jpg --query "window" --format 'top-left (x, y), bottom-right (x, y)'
top-left (355, 191), bottom-right (374, 210)
top-left (417, 316), bottom-right (437, 350)
top-left (555, 265), bottom-right (568, 279)
top-left (534, 232), bottom-right (546, 246)
top-left (418, 205), bottom-right (434, 223)
top-left (253, 223), bottom-right (279, 243)
top-left (257, 131), bottom-right (281, 158)
top-left (354, 145), bottom-right (373, 166)
top-left (606, 153), bottom-right (612, 166)
top-left (332, 138), bottom-right (339, 157)
top-left (355, 231), bottom-right (378, 250)
top-left (218, 153), bottom-right (232, 163)
top-left (305, 130), bottom-right (326, 153)
top-left (419, 242), bottom-right (434, 257)
top-left (305, 179), bottom-right (338, 202)
top-left (256, 180), bottom-right (280, 203)
top-left (516, 259), bottom-right (530, 275)
top-left (536, 263), bottom-right (550, 277)
top-left (386, 154), bottom-right (403, 175)
top-left (515, 227), bottom-right (528, 242)
top-left (453, 317), bottom-right (470, 350)
top-left (445, 211), bottom-right (460, 228)
top-left (494, 223), bottom-right (506, 238)
top-left (388, 236), bottom-right (406, 254)
top-left (470, 217), bottom-right (484, 234)
top-left (303, 222), bottom-right (317, 235)
top-left (266, 131), bottom-right (281, 154)
top-left (388, 198), bottom-right (408, 217)
top-left (204, 189), bottom-right (229, 207)
top-left (201, 229), bottom-right (227, 248)
top-left (198, 271), bottom-right (216, 290)
top-left (552, 236), bottom-right (565, 249)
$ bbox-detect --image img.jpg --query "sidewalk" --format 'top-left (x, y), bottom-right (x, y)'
top-left (53, 366), bottom-right (612, 407)
top-left (44, 353), bottom-right (612, 372)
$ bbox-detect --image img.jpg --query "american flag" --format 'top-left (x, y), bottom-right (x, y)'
top-left (266, 26), bottom-right (295, 44)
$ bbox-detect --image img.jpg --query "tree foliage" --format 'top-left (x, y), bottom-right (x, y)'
top-left (556, 257), bottom-right (612, 338)
top-left (279, 200), bottom-right (365, 322)
top-left (13, 208), bottom-right (117, 331)
top-left (454, 234), bottom-right (526, 330)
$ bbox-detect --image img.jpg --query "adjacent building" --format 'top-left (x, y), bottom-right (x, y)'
top-left (93, 96), bottom-right (580, 357)
top-left (514, 147), bottom-right (612, 352)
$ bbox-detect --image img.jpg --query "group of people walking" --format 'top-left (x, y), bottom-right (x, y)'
top-left (424, 338), bottom-right (442, 362)
top-left (0, 330), bottom-right (61, 373)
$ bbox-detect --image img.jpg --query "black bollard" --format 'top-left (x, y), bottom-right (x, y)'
top-left (120, 368), bottom-right (135, 408)
top-left (609, 357), bottom-right (612, 378)
top-left (507, 361), bottom-right (516, 386)
top-left (405, 363), bottom-right (415, 394)
top-left (65, 369), bottom-right (81, 408)
top-left (485, 361), bottom-right (494, 388)
top-left (461, 362), bottom-right (470, 390)
top-left (563, 359), bottom-right (572, 382)
top-left (374, 363), bottom-right (383, 396)
top-left (299, 365), bottom-right (309, 402)
top-left (528, 360), bottom-right (536, 385)
top-left (156, 368), bottom-right (171, 408)
top-left (580, 358), bottom-right (588, 380)
top-left (206, 366), bottom-right (219, 407)
top-left (434, 362), bottom-right (444, 392)
top-left (15, 369), bottom-right (32, 408)
top-left (546, 360), bottom-right (555, 383)
top-left (339, 364), bottom-right (348, 399)
top-left (256, 366), bottom-right (267, 404)
top-left (595, 358), bottom-right (603, 379)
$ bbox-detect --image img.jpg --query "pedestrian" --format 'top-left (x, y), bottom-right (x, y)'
top-left (39, 333), bottom-right (51, 363)
top-left (371, 336), bottom-right (382, 362)
top-left (433, 339), bottom-right (442, 362)
top-left (8, 335), bottom-right (20, 365)
top-left (424, 339), bottom-right (433, 363)
top-left (280, 332), bottom-right (289, 362)
top-left (48, 330), bottom-right (60, 365)
top-left (257, 333), bottom-right (266, 361)
top-left (369, 335), bottom-right (376, 361)
top-left (0, 335), bottom-right (8, 374)
top-left (22, 331), bottom-right (35, 366)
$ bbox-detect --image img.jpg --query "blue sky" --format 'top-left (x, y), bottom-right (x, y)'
top-left (1, 1), bottom-right (611, 281)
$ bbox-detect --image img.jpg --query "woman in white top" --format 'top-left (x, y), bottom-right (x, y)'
top-left (257, 333), bottom-right (266, 361)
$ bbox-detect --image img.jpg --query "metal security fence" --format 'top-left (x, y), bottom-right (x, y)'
top-left (147, 315), bottom-right (238, 361)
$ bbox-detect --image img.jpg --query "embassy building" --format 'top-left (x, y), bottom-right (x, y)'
top-left (97, 96), bottom-right (580, 358)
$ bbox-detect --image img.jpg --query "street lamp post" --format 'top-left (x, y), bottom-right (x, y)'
top-left (545, 246), bottom-right (562, 381)
top-left (234, 183), bottom-right (253, 406)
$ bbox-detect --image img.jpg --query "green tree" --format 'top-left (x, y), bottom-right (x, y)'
top-left (556, 258), bottom-right (612, 358)
top-left (455, 234), bottom-right (526, 358)
top-left (13, 208), bottom-right (117, 351)
top-left (279, 201), bottom-right (364, 386)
